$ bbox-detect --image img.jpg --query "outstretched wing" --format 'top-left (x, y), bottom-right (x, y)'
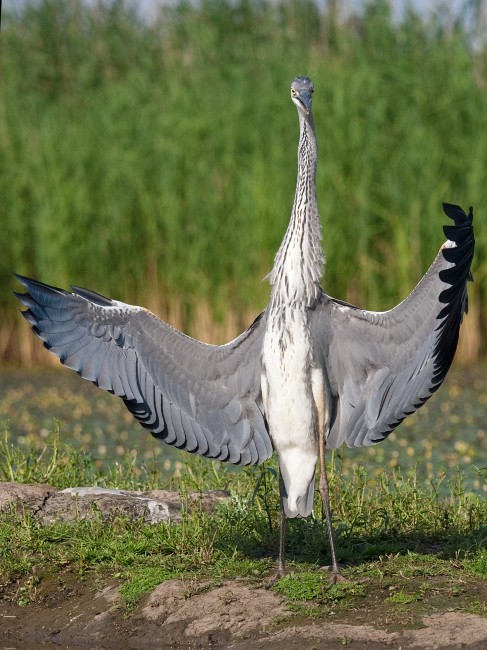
top-left (313, 203), bottom-right (475, 448)
top-left (15, 277), bottom-right (272, 465)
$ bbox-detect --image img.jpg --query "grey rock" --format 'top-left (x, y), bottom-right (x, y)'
top-left (0, 481), bottom-right (55, 513)
top-left (0, 481), bottom-right (229, 526)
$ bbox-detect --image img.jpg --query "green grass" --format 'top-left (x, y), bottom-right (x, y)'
top-left (0, 430), bottom-right (485, 612)
top-left (118, 566), bottom-right (177, 610)
top-left (1, 0), bottom-right (486, 362)
top-left (273, 572), bottom-right (366, 602)
top-left (385, 590), bottom-right (422, 605)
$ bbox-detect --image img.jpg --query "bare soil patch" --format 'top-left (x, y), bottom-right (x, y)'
top-left (1, 575), bottom-right (486, 649)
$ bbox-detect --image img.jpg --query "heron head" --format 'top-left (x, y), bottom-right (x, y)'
top-left (291, 76), bottom-right (314, 116)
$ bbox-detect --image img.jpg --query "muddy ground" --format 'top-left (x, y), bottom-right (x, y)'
top-left (1, 574), bottom-right (486, 649)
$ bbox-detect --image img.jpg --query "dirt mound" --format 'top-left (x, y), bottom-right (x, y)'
top-left (249, 612), bottom-right (487, 649)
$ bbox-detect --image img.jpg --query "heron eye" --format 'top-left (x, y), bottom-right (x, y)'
top-left (291, 88), bottom-right (297, 97)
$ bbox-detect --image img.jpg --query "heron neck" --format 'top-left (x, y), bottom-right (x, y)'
top-left (269, 112), bottom-right (324, 308)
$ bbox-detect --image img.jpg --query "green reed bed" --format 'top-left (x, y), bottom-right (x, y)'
top-left (1, 0), bottom-right (486, 362)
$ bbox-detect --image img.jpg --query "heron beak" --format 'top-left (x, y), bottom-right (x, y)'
top-left (295, 91), bottom-right (312, 115)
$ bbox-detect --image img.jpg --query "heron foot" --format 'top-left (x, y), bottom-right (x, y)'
top-left (322, 565), bottom-right (348, 588)
top-left (266, 567), bottom-right (288, 589)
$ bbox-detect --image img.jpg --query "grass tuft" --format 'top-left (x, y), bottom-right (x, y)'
top-left (119, 566), bottom-right (176, 611)
top-left (385, 590), bottom-right (422, 605)
top-left (273, 572), bottom-right (366, 604)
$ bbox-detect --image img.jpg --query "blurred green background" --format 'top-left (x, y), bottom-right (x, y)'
top-left (0, 0), bottom-right (486, 363)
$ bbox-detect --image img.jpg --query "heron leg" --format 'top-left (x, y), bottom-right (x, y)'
top-left (277, 471), bottom-right (287, 575)
top-left (266, 472), bottom-right (288, 587)
top-left (319, 435), bottom-right (346, 586)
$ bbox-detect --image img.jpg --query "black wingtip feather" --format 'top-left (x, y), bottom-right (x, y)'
top-left (431, 202), bottom-right (475, 392)
top-left (13, 272), bottom-right (68, 296)
top-left (442, 202), bottom-right (473, 227)
top-left (71, 285), bottom-right (114, 307)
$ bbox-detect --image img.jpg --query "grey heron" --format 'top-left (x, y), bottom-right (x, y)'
top-left (15, 76), bottom-right (475, 583)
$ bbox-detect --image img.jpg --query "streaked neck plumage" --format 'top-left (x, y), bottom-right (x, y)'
top-left (269, 109), bottom-right (324, 308)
